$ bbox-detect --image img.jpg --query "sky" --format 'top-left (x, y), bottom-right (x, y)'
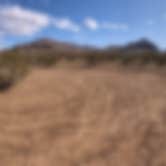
top-left (0, 0), bottom-right (166, 49)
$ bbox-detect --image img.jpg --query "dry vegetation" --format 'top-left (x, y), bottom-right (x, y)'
top-left (0, 39), bottom-right (166, 165)
top-left (0, 64), bottom-right (166, 166)
top-left (0, 47), bottom-right (166, 92)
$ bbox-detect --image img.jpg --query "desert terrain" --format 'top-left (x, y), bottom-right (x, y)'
top-left (0, 65), bottom-right (166, 166)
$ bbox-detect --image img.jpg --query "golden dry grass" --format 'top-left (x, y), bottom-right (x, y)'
top-left (0, 65), bottom-right (166, 166)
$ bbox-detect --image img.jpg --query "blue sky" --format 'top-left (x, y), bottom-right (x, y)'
top-left (0, 0), bottom-right (166, 49)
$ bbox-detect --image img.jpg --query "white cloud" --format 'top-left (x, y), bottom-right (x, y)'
top-left (0, 5), bottom-right (80, 36)
top-left (0, 5), bottom-right (50, 36)
top-left (52, 18), bottom-right (80, 32)
top-left (84, 17), bottom-right (128, 31)
top-left (84, 17), bottom-right (99, 30)
top-left (0, 5), bottom-right (129, 38)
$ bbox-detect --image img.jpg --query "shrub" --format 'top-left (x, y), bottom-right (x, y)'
top-left (0, 50), bottom-right (29, 91)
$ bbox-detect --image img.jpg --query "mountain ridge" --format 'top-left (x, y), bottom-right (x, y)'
top-left (2, 38), bottom-right (160, 54)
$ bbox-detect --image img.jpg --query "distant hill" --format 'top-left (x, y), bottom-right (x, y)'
top-left (0, 38), bottom-right (165, 91)
top-left (106, 39), bottom-right (159, 53)
top-left (14, 38), bottom-right (92, 56)
top-left (123, 39), bottom-right (158, 52)
top-left (2, 38), bottom-right (158, 56)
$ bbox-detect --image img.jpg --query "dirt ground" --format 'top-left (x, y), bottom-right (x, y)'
top-left (0, 65), bottom-right (166, 166)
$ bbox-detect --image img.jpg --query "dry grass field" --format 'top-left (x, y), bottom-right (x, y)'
top-left (0, 65), bottom-right (166, 166)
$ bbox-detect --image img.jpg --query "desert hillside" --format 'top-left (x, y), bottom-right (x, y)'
top-left (0, 65), bottom-right (166, 166)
